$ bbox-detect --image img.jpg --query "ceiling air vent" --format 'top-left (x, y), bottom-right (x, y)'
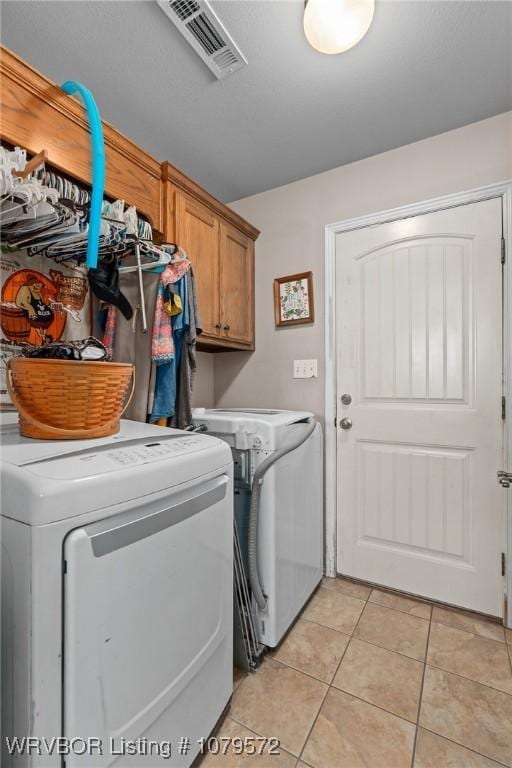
top-left (158, 0), bottom-right (247, 80)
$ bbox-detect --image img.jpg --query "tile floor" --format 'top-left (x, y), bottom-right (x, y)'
top-left (203, 577), bottom-right (512, 767)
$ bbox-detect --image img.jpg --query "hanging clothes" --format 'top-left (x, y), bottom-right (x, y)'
top-left (151, 258), bottom-right (191, 362)
top-left (173, 266), bottom-right (202, 430)
top-left (0, 166), bottom-right (93, 367)
top-left (0, 251), bottom-right (91, 407)
top-left (150, 273), bottom-right (188, 423)
top-left (1, 145), bottom-right (204, 425)
top-left (102, 251), bottom-right (193, 423)
top-left (100, 269), bottom-right (161, 422)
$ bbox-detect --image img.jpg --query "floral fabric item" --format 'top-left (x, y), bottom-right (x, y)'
top-left (151, 257), bottom-right (190, 362)
top-left (102, 251), bottom-right (190, 362)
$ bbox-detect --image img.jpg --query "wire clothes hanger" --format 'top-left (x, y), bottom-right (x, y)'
top-left (118, 241), bottom-right (187, 333)
top-left (13, 150), bottom-right (48, 180)
top-left (1, 142), bottom-right (189, 330)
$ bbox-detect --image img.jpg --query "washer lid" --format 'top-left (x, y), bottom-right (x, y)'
top-left (192, 408), bottom-right (313, 428)
top-left (191, 408), bottom-right (315, 450)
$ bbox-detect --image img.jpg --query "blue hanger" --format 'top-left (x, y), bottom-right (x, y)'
top-left (60, 81), bottom-right (105, 269)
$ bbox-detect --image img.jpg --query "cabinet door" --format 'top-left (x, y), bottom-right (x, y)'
top-left (176, 193), bottom-right (220, 338)
top-left (219, 223), bottom-right (254, 348)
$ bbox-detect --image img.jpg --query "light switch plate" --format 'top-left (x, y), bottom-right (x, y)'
top-left (293, 359), bottom-right (318, 379)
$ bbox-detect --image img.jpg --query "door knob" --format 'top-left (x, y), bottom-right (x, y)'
top-left (224, 324), bottom-right (231, 331)
top-left (340, 417), bottom-right (353, 430)
top-left (215, 322), bottom-right (222, 330)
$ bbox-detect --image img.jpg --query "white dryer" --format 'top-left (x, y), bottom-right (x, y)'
top-left (1, 414), bottom-right (233, 767)
top-left (192, 409), bottom-right (323, 648)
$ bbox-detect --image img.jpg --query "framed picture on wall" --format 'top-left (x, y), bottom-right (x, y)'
top-left (273, 271), bottom-right (314, 327)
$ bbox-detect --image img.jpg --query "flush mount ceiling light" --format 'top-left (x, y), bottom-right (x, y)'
top-left (304, 0), bottom-right (375, 54)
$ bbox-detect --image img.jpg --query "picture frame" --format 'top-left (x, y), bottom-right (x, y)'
top-left (273, 271), bottom-right (314, 327)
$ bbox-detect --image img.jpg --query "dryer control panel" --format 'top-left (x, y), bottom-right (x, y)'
top-left (106, 437), bottom-right (207, 466)
top-left (25, 435), bottom-right (218, 479)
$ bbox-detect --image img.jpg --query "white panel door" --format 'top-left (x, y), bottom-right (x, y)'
top-left (336, 198), bottom-right (504, 616)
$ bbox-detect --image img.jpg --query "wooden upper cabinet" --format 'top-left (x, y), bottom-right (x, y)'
top-left (162, 163), bottom-right (259, 352)
top-left (0, 48), bottom-right (260, 352)
top-left (0, 47), bottom-right (162, 232)
top-left (176, 193), bottom-right (220, 339)
top-left (219, 223), bottom-right (254, 348)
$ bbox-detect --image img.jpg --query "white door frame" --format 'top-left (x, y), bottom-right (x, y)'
top-left (324, 181), bottom-right (512, 626)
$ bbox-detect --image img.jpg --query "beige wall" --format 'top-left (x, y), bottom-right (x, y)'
top-left (208, 112), bottom-right (512, 420)
top-left (192, 351), bottom-right (215, 408)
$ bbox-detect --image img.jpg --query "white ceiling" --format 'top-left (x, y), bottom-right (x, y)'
top-left (2, 0), bottom-right (511, 202)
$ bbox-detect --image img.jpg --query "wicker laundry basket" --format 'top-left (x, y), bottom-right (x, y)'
top-left (6, 357), bottom-right (135, 439)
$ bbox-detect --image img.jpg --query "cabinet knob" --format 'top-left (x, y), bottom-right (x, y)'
top-left (224, 324), bottom-right (230, 331)
top-left (215, 322), bottom-right (222, 330)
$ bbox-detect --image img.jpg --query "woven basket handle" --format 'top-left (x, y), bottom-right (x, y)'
top-left (6, 359), bottom-right (135, 439)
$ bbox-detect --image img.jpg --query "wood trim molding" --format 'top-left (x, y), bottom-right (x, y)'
top-left (197, 335), bottom-right (254, 352)
top-left (162, 161), bottom-right (260, 241)
top-left (0, 46), bottom-right (161, 179)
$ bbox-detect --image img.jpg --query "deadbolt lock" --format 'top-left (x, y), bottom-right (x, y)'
top-left (341, 394), bottom-right (352, 405)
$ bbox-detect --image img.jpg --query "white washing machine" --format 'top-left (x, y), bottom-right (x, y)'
top-left (1, 413), bottom-right (233, 767)
top-left (192, 409), bottom-right (323, 648)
